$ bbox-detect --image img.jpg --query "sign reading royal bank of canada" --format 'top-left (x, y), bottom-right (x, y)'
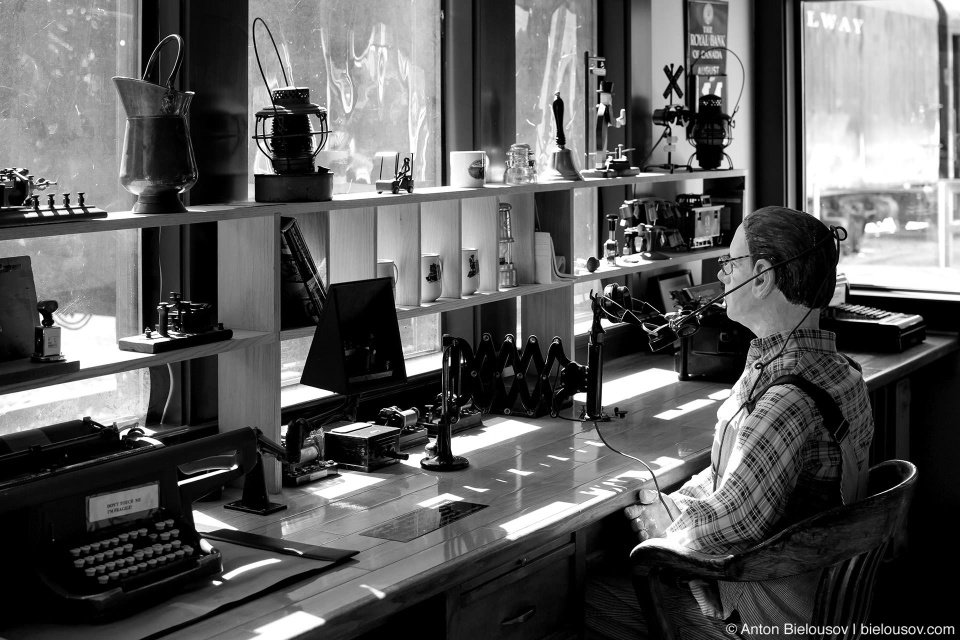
top-left (685, 0), bottom-right (729, 111)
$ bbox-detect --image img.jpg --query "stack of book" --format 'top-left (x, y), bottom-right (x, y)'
top-left (279, 217), bottom-right (328, 329)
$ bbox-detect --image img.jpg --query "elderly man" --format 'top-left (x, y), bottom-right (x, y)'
top-left (585, 207), bottom-right (874, 640)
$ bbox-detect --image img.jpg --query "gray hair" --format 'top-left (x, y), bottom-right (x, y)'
top-left (742, 206), bottom-right (838, 309)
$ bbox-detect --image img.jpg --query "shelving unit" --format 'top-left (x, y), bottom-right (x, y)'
top-left (0, 168), bottom-right (746, 492)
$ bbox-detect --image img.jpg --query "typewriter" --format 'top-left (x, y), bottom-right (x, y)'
top-left (821, 302), bottom-right (925, 352)
top-left (817, 276), bottom-right (925, 353)
top-left (0, 418), bottom-right (258, 621)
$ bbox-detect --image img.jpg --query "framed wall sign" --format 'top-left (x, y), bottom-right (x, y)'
top-left (685, 0), bottom-right (729, 111)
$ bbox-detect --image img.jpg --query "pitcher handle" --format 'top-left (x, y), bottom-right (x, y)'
top-left (142, 34), bottom-right (184, 89)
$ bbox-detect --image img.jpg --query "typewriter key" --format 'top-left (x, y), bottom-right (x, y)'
top-left (109, 571), bottom-right (119, 581)
top-left (70, 548), bottom-right (82, 557)
top-left (147, 559), bottom-right (157, 567)
top-left (84, 567), bottom-right (96, 577)
top-left (119, 533), bottom-right (129, 543)
top-left (90, 542), bottom-right (101, 551)
top-left (73, 559), bottom-right (85, 569)
top-left (97, 575), bottom-right (109, 585)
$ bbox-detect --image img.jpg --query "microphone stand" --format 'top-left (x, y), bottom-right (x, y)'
top-left (583, 293), bottom-right (608, 422)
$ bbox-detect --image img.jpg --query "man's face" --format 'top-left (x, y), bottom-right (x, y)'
top-left (718, 226), bottom-right (756, 326)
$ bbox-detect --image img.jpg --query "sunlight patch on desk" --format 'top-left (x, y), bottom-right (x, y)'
top-left (548, 455), bottom-right (570, 461)
top-left (610, 469), bottom-right (653, 482)
top-left (401, 420), bottom-right (541, 467)
top-left (308, 473), bottom-right (383, 499)
top-left (253, 611), bottom-right (325, 639)
top-left (222, 557), bottom-right (282, 580)
top-left (655, 398), bottom-right (716, 420)
top-left (193, 511), bottom-right (237, 532)
top-left (709, 389), bottom-right (732, 400)
top-left (500, 487), bottom-right (617, 540)
top-left (573, 368), bottom-right (678, 406)
top-left (463, 485), bottom-right (489, 492)
top-left (540, 463), bottom-right (550, 467)
top-left (360, 584), bottom-right (387, 599)
top-left (508, 469), bottom-right (534, 476)
top-left (417, 493), bottom-right (463, 508)
top-left (583, 440), bottom-right (604, 447)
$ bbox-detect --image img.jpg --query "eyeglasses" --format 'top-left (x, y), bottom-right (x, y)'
top-left (717, 254), bottom-right (753, 275)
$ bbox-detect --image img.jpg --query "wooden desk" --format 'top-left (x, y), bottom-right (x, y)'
top-left (12, 335), bottom-right (958, 640)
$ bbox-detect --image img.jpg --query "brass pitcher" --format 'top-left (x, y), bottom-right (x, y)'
top-left (114, 34), bottom-right (198, 214)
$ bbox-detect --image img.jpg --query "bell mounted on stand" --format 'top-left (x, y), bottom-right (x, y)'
top-left (251, 18), bottom-right (333, 202)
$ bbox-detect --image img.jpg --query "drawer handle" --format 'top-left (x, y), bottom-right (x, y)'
top-left (500, 606), bottom-right (536, 626)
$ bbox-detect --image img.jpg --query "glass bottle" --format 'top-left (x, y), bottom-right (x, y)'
top-left (498, 202), bottom-right (518, 288)
top-left (604, 213), bottom-right (618, 265)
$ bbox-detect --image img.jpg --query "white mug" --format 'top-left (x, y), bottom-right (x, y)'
top-left (421, 253), bottom-right (443, 303)
top-left (449, 151), bottom-right (487, 188)
top-left (376, 258), bottom-right (399, 289)
top-left (461, 248), bottom-right (479, 296)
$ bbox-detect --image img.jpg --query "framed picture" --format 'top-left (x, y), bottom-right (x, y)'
top-left (651, 270), bottom-right (694, 313)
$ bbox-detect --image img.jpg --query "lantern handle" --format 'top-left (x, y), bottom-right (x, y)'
top-left (252, 17), bottom-right (291, 116)
top-left (142, 34), bottom-right (184, 89)
top-left (687, 46), bottom-right (744, 123)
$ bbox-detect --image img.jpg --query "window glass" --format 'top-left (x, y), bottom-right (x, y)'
top-left (802, 1), bottom-right (956, 292)
top-left (516, 0), bottom-right (596, 334)
top-left (0, 1), bottom-right (144, 435)
top-left (250, 1), bottom-right (443, 405)
top-left (248, 0), bottom-right (441, 195)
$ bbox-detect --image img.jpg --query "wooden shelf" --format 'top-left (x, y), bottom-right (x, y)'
top-left (0, 169), bottom-right (746, 241)
top-left (573, 246), bottom-right (729, 283)
top-left (279, 281), bottom-right (574, 340)
top-left (0, 330), bottom-right (276, 396)
top-left (0, 202), bottom-right (270, 241)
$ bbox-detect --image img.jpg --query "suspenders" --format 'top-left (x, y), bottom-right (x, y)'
top-left (745, 374), bottom-right (868, 505)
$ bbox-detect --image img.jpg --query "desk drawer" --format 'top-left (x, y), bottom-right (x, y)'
top-left (456, 542), bottom-right (575, 640)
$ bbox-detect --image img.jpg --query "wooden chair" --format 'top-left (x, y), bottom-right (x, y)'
top-left (630, 460), bottom-right (917, 640)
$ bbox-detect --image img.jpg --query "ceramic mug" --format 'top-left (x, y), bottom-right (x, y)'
top-left (376, 258), bottom-right (399, 300)
top-left (376, 258), bottom-right (399, 288)
top-left (449, 151), bottom-right (487, 188)
top-left (461, 248), bottom-right (480, 296)
top-left (421, 253), bottom-right (443, 303)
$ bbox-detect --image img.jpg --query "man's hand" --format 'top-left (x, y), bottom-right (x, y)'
top-left (623, 489), bottom-right (680, 542)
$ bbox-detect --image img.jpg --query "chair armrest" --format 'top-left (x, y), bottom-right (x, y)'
top-left (630, 538), bottom-right (736, 580)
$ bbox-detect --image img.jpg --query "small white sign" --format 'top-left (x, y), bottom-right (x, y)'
top-left (87, 482), bottom-right (159, 527)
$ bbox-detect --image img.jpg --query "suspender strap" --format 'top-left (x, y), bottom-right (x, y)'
top-left (745, 374), bottom-right (866, 504)
top-left (761, 375), bottom-right (850, 442)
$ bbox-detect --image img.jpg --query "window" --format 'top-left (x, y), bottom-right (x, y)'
top-left (249, 0), bottom-right (443, 404)
top-left (247, 0), bottom-right (441, 196)
top-left (0, 1), bottom-right (144, 435)
top-left (801, 1), bottom-right (958, 292)
top-left (515, 0), bottom-right (596, 334)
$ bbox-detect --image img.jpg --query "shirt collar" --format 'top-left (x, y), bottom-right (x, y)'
top-left (746, 328), bottom-right (838, 363)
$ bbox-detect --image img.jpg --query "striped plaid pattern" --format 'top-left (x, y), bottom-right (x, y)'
top-left (663, 329), bottom-right (874, 636)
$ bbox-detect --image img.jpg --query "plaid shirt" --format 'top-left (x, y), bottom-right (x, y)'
top-left (663, 329), bottom-right (874, 633)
